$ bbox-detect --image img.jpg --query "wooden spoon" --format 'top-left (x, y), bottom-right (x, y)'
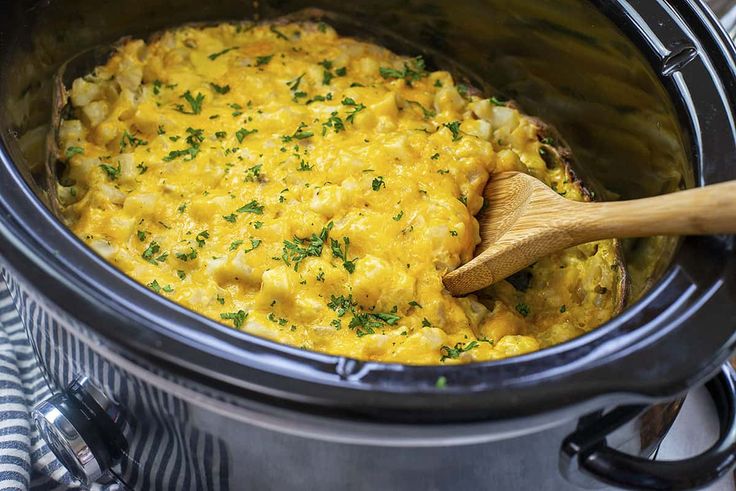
top-left (443, 172), bottom-right (736, 296)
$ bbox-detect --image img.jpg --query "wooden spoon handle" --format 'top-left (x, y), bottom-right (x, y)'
top-left (574, 181), bottom-right (736, 242)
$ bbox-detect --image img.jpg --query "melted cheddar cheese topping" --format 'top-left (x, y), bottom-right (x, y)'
top-left (58, 21), bottom-right (622, 364)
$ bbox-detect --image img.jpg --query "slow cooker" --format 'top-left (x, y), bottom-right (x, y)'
top-left (1, 0), bottom-right (736, 489)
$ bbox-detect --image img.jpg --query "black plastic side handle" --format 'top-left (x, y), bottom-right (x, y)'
top-left (561, 363), bottom-right (736, 490)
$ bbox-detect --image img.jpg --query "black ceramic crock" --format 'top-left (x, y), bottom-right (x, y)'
top-left (0, 0), bottom-right (735, 489)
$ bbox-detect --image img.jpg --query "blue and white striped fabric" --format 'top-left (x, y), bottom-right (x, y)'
top-left (0, 279), bottom-right (105, 491)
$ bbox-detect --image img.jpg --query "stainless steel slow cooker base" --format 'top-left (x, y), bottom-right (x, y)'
top-left (0, 269), bottom-right (687, 489)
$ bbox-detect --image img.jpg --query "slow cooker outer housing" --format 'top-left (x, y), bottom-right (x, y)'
top-left (1, 0), bottom-right (736, 442)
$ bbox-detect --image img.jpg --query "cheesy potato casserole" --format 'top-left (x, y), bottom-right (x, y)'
top-left (57, 20), bottom-right (624, 364)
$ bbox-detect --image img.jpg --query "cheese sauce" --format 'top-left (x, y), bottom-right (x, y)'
top-left (58, 21), bottom-right (623, 364)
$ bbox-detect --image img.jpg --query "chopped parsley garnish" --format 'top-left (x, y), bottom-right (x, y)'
top-left (65, 146), bottom-right (84, 159)
top-left (220, 310), bottom-right (247, 328)
top-left (322, 69), bottom-right (334, 86)
top-left (99, 162), bottom-right (121, 180)
top-left (282, 122), bottom-right (313, 142)
top-left (270, 25), bottom-right (289, 40)
top-left (236, 200), bottom-right (264, 214)
top-left (307, 93), bottom-right (333, 104)
top-left (242, 238), bottom-right (261, 253)
top-left (371, 176), bottom-right (385, 191)
top-left (490, 96), bottom-right (508, 106)
top-left (153, 79), bottom-right (162, 95)
top-left (244, 164), bottom-right (262, 182)
top-left (215, 131), bottom-right (227, 139)
top-left (408, 300), bottom-right (422, 309)
top-left (326, 294), bottom-right (400, 337)
top-left (229, 240), bottom-right (244, 251)
top-left (560, 305), bottom-right (567, 313)
top-left (327, 294), bottom-right (355, 317)
top-left (147, 280), bottom-right (162, 293)
top-left (440, 341), bottom-right (479, 361)
top-left (255, 54), bottom-right (274, 66)
top-left (379, 56), bottom-right (428, 86)
top-left (342, 97), bottom-right (366, 123)
top-left (208, 46), bottom-right (238, 60)
top-left (321, 112), bottom-right (345, 135)
top-left (185, 127), bottom-right (205, 146)
top-left (443, 121), bottom-right (462, 141)
top-left (136, 230), bottom-right (147, 242)
top-left (435, 376), bottom-right (447, 389)
top-left (175, 91), bottom-right (204, 115)
top-left (223, 214), bottom-right (237, 223)
top-left (431, 153), bottom-right (440, 160)
top-left (319, 60), bottom-right (347, 85)
top-left (120, 130), bottom-right (148, 150)
top-left (282, 222), bottom-right (333, 271)
top-left (330, 237), bottom-right (357, 273)
top-left (142, 241), bottom-right (168, 265)
top-left (229, 102), bottom-right (243, 116)
top-left (163, 146), bottom-right (199, 161)
top-left (235, 127), bottom-right (258, 143)
top-left (210, 83), bottom-right (231, 94)
top-left (137, 163), bottom-right (148, 174)
top-left (163, 127), bottom-right (204, 162)
top-left (176, 270), bottom-right (186, 280)
top-left (176, 248), bottom-right (198, 261)
top-left (286, 73), bottom-right (305, 92)
top-left (195, 230), bottom-right (210, 248)
top-left (297, 160), bottom-right (313, 171)
top-left (406, 100), bottom-right (436, 119)
top-left (516, 303), bottom-right (530, 317)
top-left (392, 210), bottom-right (404, 221)
top-left (422, 318), bottom-right (432, 327)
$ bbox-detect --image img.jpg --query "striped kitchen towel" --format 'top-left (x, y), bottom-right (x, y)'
top-left (0, 280), bottom-right (109, 491)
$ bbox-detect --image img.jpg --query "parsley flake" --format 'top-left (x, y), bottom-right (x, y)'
top-left (440, 341), bottom-right (479, 361)
top-left (220, 310), bottom-right (248, 328)
top-left (175, 91), bottom-right (204, 115)
top-left (65, 146), bottom-right (84, 159)
top-left (236, 200), bottom-right (264, 214)
top-left (235, 127), bottom-right (258, 143)
top-left (379, 56), bottom-right (428, 86)
top-left (330, 236), bottom-right (357, 273)
top-left (443, 121), bottom-right (462, 141)
top-left (210, 83), bottom-right (231, 94)
top-left (255, 54), bottom-right (274, 66)
top-left (208, 46), bottom-right (238, 60)
top-left (99, 162), bottom-right (121, 180)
